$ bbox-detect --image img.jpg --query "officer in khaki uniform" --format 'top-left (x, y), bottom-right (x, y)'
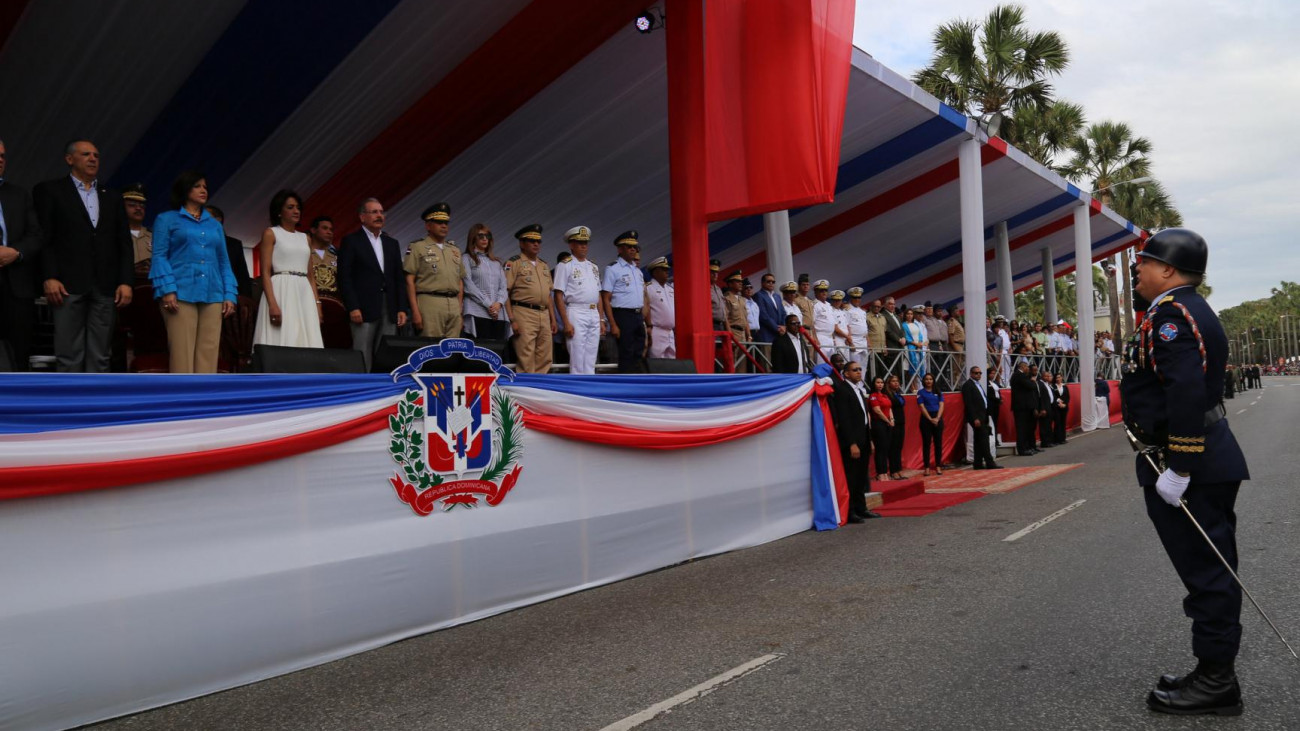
top-left (794, 273), bottom-right (815, 332)
top-left (308, 216), bottom-right (339, 297)
top-left (403, 202), bottom-right (463, 338)
top-left (123, 183), bottom-right (152, 281)
top-left (505, 224), bottom-right (557, 373)
top-left (723, 269), bottom-right (750, 371)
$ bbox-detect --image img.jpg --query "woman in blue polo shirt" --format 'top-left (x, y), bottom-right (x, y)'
top-left (916, 372), bottom-right (946, 476)
top-left (149, 170), bottom-right (237, 373)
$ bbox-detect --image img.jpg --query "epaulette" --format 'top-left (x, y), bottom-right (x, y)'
top-left (1158, 295), bottom-right (1175, 305)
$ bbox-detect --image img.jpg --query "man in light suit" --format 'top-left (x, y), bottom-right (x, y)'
top-left (33, 140), bottom-right (133, 372)
top-left (337, 198), bottom-right (409, 371)
top-left (0, 139), bottom-right (44, 370)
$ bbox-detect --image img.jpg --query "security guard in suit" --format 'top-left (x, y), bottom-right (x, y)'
top-left (1121, 228), bottom-right (1250, 716)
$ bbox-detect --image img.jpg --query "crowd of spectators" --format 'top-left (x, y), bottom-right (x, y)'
top-left (0, 138), bottom-right (1113, 385)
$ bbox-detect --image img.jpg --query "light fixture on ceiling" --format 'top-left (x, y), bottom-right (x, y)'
top-left (635, 8), bottom-right (664, 34)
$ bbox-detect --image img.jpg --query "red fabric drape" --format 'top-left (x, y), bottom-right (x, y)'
top-left (702, 0), bottom-right (855, 220)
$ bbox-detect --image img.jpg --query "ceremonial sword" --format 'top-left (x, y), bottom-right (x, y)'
top-left (1125, 428), bottom-right (1299, 661)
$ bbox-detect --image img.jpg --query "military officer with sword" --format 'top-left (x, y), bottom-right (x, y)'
top-left (1121, 228), bottom-right (1295, 716)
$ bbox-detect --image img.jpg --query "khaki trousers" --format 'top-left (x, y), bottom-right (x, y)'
top-left (512, 306), bottom-right (552, 373)
top-left (416, 294), bottom-right (461, 338)
top-left (163, 301), bottom-right (223, 373)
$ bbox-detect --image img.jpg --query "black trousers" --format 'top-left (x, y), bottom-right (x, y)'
top-left (919, 415), bottom-right (943, 468)
top-left (970, 422), bottom-right (995, 468)
top-left (1038, 412), bottom-right (1053, 447)
top-left (841, 443), bottom-right (870, 517)
top-left (1052, 406), bottom-right (1067, 443)
top-left (1013, 409), bottom-right (1036, 454)
top-left (871, 420), bottom-right (891, 474)
top-left (888, 419), bottom-right (905, 474)
top-left (0, 292), bottom-right (36, 371)
top-left (1145, 480), bottom-right (1243, 663)
top-left (471, 316), bottom-right (506, 341)
top-left (613, 308), bottom-right (646, 372)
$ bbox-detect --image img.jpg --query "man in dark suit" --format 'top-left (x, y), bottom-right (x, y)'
top-left (1009, 358), bottom-right (1040, 456)
top-left (0, 139), bottom-right (44, 370)
top-left (753, 273), bottom-right (785, 348)
top-left (882, 295), bottom-right (905, 379)
top-left (830, 359), bottom-right (880, 522)
top-left (337, 197), bottom-right (409, 371)
top-left (33, 140), bottom-right (133, 372)
top-left (205, 205), bottom-right (251, 299)
top-left (1036, 368), bottom-right (1056, 449)
top-left (962, 365), bottom-right (1001, 469)
top-left (770, 313), bottom-right (810, 374)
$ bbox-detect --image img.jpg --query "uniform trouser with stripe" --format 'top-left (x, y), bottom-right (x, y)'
top-left (565, 305), bottom-right (601, 375)
top-left (648, 326), bottom-right (675, 358)
top-left (1145, 480), bottom-right (1242, 663)
top-left (163, 300), bottom-right (223, 373)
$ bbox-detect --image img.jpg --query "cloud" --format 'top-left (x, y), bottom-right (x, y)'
top-left (854, 0), bottom-right (1300, 309)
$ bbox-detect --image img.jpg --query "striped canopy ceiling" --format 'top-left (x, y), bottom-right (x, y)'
top-left (0, 0), bottom-right (1142, 311)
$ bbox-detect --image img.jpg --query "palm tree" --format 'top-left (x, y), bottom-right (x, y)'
top-left (913, 3), bottom-right (1070, 146)
top-left (1010, 99), bottom-right (1085, 170)
top-left (1065, 121), bottom-right (1153, 339)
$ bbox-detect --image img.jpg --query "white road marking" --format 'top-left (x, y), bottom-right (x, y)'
top-left (599, 654), bottom-right (785, 730)
top-left (1237, 409), bottom-right (1249, 415)
top-left (1003, 500), bottom-right (1087, 543)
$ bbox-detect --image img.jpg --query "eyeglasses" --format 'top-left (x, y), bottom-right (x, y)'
top-left (847, 367), bottom-right (862, 373)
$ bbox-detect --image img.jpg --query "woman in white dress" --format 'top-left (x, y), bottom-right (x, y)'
top-left (461, 223), bottom-right (509, 340)
top-left (253, 189), bottom-right (323, 348)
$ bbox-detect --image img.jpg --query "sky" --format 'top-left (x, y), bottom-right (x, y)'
top-left (852, 0), bottom-right (1300, 310)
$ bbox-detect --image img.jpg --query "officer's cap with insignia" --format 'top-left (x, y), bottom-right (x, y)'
top-left (122, 183), bottom-right (147, 203)
top-left (780, 281), bottom-right (798, 293)
top-left (515, 224), bottom-right (543, 241)
top-left (726, 269), bottom-right (744, 283)
top-left (742, 278), bottom-right (753, 288)
top-left (798, 273), bottom-right (810, 284)
top-left (648, 256), bottom-right (670, 271)
top-left (813, 279), bottom-right (830, 290)
top-left (709, 258), bottom-right (721, 272)
top-left (848, 287), bottom-right (864, 298)
top-left (614, 230), bottom-right (640, 247)
top-left (830, 290), bottom-right (845, 300)
top-left (556, 251), bottom-right (573, 264)
top-left (564, 225), bottom-right (591, 243)
top-left (422, 202), bottom-right (451, 223)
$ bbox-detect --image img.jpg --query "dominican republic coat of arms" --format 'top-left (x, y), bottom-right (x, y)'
top-left (387, 340), bottom-right (524, 515)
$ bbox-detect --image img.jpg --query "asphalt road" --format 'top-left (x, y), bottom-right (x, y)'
top-left (96, 378), bottom-right (1300, 731)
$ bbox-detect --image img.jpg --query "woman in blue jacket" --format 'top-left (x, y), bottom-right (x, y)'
top-left (149, 170), bottom-right (237, 373)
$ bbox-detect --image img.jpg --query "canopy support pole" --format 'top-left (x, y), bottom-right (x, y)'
top-left (665, 0), bottom-right (712, 373)
top-left (1042, 247), bottom-right (1058, 325)
top-left (958, 137), bottom-right (988, 388)
top-left (1074, 204), bottom-right (1097, 430)
top-left (763, 210), bottom-right (794, 287)
top-left (995, 221), bottom-right (1015, 321)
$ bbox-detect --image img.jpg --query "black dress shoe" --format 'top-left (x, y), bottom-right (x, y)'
top-left (986, 463), bottom-right (1004, 469)
top-left (1156, 668), bottom-right (1198, 691)
top-left (1147, 661), bottom-right (1242, 716)
top-left (847, 513), bottom-right (866, 524)
top-left (972, 465), bottom-right (986, 470)
top-left (1031, 449), bottom-right (1042, 454)
top-left (1039, 444), bottom-right (1053, 449)
top-left (863, 510), bottom-right (882, 519)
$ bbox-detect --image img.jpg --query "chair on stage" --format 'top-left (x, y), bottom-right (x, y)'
top-left (319, 295), bottom-right (352, 350)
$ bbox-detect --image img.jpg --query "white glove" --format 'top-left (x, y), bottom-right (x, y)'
top-left (1155, 469), bottom-right (1191, 507)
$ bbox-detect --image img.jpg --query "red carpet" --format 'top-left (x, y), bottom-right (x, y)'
top-left (873, 490), bottom-right (985, 517)
top-left (873, 477), bottom-right (924, 503)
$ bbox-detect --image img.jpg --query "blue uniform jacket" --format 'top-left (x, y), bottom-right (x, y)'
top-left (1120, 286), bottom-right (1249, 485)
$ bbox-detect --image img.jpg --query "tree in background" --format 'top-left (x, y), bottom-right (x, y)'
top-left (1220, 281), bottom-right (1300, 365)
top-left (1064, 121), bottom-right (1153, 339)
top-left (912, 3), bottom-right (1069, 159)
top-left (1009, 99), bottom-right (1086, 171)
